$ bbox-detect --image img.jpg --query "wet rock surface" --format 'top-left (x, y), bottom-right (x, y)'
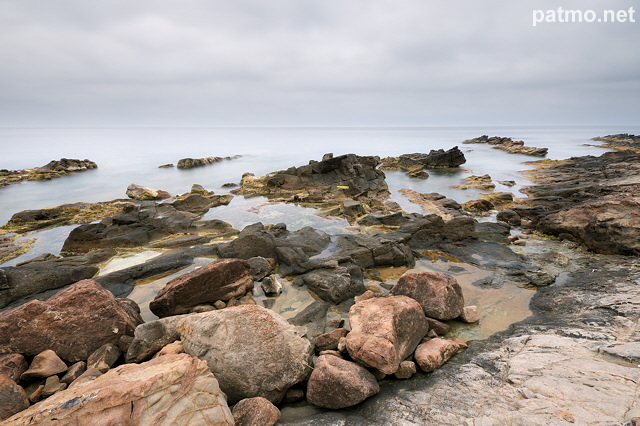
top-left (379, 146), bottom-right (466, 171)
top-left (0, 158), bottom-right (97, 189)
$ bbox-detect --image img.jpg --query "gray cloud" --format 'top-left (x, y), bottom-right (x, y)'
top-left (0, 0), bottom-right (638, 126)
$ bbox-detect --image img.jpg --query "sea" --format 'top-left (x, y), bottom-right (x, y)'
top-left (1, 125), bottom-right (634, 229)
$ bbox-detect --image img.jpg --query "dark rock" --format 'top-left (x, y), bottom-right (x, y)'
top-left (125, 316), bottom-right (184, 363)
top-left (497, 209), bottom-right (521, 226)
top-left (232, 397), bottom-right (280, 426)
top-left (149, 258), bottom-right (253, 318)
top-left (306, 355), bottom-right (380, 409)
top-left (297, 266), bottom-right (365, 304)
top-left (426, 317), bottom-right (451, 336)
top-left (86, 344), bottom-right (122, 373)
top-left (260, 274), bottom-right (283, 296)
top-left (0, 280), bottom-right (143, 363)
top-left (463, 135), bottom-right (548, 156)
top-left (168, 193), bottom-right (233, 213)
top-left (148, 235), bottom-right (211, 249)
top-left (391, 271), bottom-right (464, 321)
top-left (41, 375), bottom-right (67, 398)
top-left (36, 158), bottom-right (97, 174)
top-left (177, 155), bottom-right (240, 169)
top-left (60, 362), bottom-right (86, 385)
top-left (315, 328), bottom-right (350, 352)
top-left (247, 256), bottom-right (274, 280)
top-left (380, 147), bottom-right (466, 169)
top-left (462, 198), bottom-right (494, 212)
top-left (345, 295), bottom-right (428, 374)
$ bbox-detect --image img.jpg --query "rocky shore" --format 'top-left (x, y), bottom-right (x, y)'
top-left (463, 135), bottom-right (548, 156)
top-left (0, 158), bottom-right (97, 188)
top-left (0, 143), bottom-right (638, 424)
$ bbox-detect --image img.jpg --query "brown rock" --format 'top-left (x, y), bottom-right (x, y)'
top-left (41, 375), bottom-right (67, 397)
top-left (414, 337), bottom-right (461, 372)
top-left (0, 374), bottom-right (29, 420)
top-left (24, 382), bottom-right (43, 403)
top-left (149, 258), bottom-right (254, 318)
top-left (20, 350), bottom-right (67, 381)
top-left (354, 289), bottom-right (376, 303)
top-left (319, 350), bottom-right (343, 358)
top-left (153, 341), bottom-right (184, 358)
top-left (87, 343), bottom-right (122, 373)
top-left (459, 305), bottom-right (480, 323)
top-left (69, 367), bottom-right (102, 388)
top-left (448, 336), bottom-right (468, 349)
top-left (394, 360), bottom-right (417, 379)
top-left (306, 355), bottom-right (380, 409)
top-left (0, 354), bottom-right (27, 383)
top-left (0, 280), bottom-right (143, 363)
top-left (3, 354), bottom-right (234, 425)
top-left (232, 397), bottom-right (280, 426)
top-left (392, 271), bottom-right (464, 321)
top-left (315, 328), bottom-right (350, 352)
top-left (60, 362), bottom-right (86, 385)
top-left (426, 318), bottom-right (451, 335)
top-left (345, 295), bottom-right (429, 375)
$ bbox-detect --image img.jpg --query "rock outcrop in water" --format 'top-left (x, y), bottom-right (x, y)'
top-left (592, 133), bottom-right (640, 153)
top-left (379, 147), bottom-right (466, 177)
top-left (0, 159), bottom-right (97, 188)
top-left (176, 155), bottom-right (241, 169)
top-left (463, 135), bottom-right (548, 156)
top-left (233, 153), bottom-right (390, 218)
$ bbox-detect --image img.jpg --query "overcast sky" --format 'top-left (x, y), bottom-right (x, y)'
top-left (0, 0), bottom-right (638, 126)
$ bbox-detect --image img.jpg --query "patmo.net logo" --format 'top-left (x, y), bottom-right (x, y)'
top-left (533, 7), bottom-right (636, 26)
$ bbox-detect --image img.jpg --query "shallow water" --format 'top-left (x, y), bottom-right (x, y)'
top-left (2, 125), bottom-right (633, 225)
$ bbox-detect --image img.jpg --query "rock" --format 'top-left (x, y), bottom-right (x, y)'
top-left (496, 209), bottom-right (521, 226)
top-left (177, 305), bottom-right (313, 403)
top-left (154, 341), bottom-right (184, 358)
top-left (190, 184), bottom-right (210, 195)
top-left (459, 305), bottom-right (480, 323)
top-left (498, 180), bottom-right (516, 187)
top-left (125, 183), bottom-right (170, 200)
top-left (3, 354), bottom-right (234, 425)
top-left (125, 315), bottom-right (185, 363)
top-left (60, 362), bottom-right (86, 385)
top-left (463, 135), bottom-right (548, 156)
top-left (69, 367), bottom-right (102, 388)
top-left (20, 350), bottom-right (67, 381)
top-left (236, 154), bottom-right (390, 213)
top-left (481, 192), bottom-right (514, 206)
top-left (297, 266), bottom-right (365, 304)
top-left (306, 355), bottom-right (380, 409)
top-left (380, 147), bottom-right (466, 169)
top-left (287, 300), bottom-right (329, 343)
top-left (218, 226), bottom-right (278, 259)
top-left (333, 233), bottom-right (415, 269)
top-left (158, 163), bottom-right (174, 168)
top-left (0, 280), bottom-right (143, 363)
top-left (414, 337), bottom-right (461, 372)
top-left (213, 300), bottom-right (226, 309)
top-left (341, 200), bottom-right (366, 217)
top-left (0, 354), bottom-right (27, 383)
top-left (247, 256), bottom-right (274, 280)
top-left (87, 343), bottom-right (122, 373)
top-left (283, 388), bottom-right (305, 403)
top-left (537, 197), bottom-right (640, 256)
top-left (426, 318), bottom-right (451, 336)
top-left (169, 193), bottom-right (233, 213)
top-left (406, 169), bottom-right (430, 179)
top-left (177, 155), bottom-right (240, 169)
top-left (149, 258), bottom-right (253, 318)
top-left (232, 397), bottom-right (280, 426)
top-left (41, 375), bottom-right (67, 397)
top-left (315, 328), bottom-right (350, 352)
top-left (392, 271), bottom-right (464, 321)
top-left (454, 174), bottom-right (495, 190)
top-left (261, 274), bottom-right (283, 296)
top-left (0, 374), bottom-right (29, 421)
top-left (36, 158), bottom-right (97, 174)
top-left (394, 360), bottom-right (417, 379)
top-left (346, 295), bottom-right (429, 374)
top-left (0, 249), bottom-right (110, 309)
top-left (462, 198), bottom-right (494, 212)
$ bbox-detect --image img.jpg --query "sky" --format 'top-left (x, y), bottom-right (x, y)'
top-left (0, 0), bottom-right (638, 127)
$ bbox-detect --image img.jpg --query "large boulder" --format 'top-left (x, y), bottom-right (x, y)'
top-left (306, 355), bottom-right (380, 409)
top-left (391, 271), bottom-right (464, 321)
top-left (379, 147), bottom-right (466, 170)
top-left (536, 198), bottom-right (640, 256)
top-left (3, 354), bottom-right (234, 425)
top-left (345, 295), bottom-right (429, 375)
top-left (177, 305), bottom-right (313, 404)
top-left (149, 259), bottom-right (253, 318)
top-left (0, 280), bottom-right (143, 363)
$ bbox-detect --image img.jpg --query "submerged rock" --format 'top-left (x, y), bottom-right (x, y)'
top-left (454, 174), bottom-right (495, 190)
top-left (346, 295), bottom-right (429, 374)
top-left (3, 354), bottom-right (234, 425)
top-left (0, 280), bottom-right (143, 363)
top-left (306, 355), bottom-right (380, 409)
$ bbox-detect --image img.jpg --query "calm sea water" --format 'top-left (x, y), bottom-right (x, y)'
top-left (0, 125), bottom-right (636, 227)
